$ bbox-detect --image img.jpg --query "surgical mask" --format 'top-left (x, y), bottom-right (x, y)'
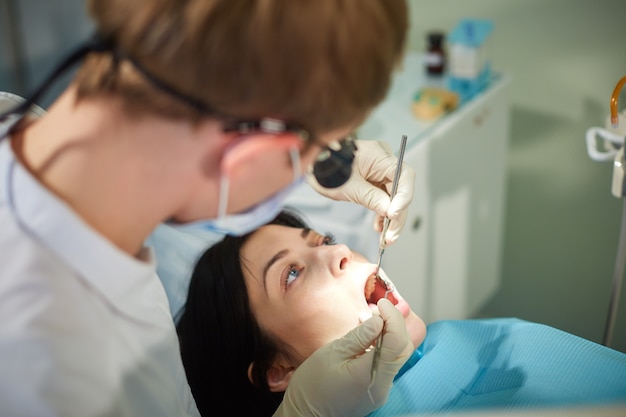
top-left (170, 148), bottom-right (303, 236)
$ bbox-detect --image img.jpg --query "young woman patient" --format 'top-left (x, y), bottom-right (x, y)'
top-left (176, 209), bottom-right (626, 417)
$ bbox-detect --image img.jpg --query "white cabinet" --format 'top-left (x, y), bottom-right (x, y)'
top-left (286, 52), bottom-right (511, 323)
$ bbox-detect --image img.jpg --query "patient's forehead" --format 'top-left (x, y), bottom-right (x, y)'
top-left (248, 224), bottom-right (301, 244)
top-left (246, 224), bottom-right (312, 248)
top-left (241, 225), bottom-right (301, 266)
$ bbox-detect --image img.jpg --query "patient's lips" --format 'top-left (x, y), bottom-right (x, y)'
top-left (363, 269), bottom-right (410, 318)
top-left (364, 274), bottom-right (377, 302)
top-left (363, 265), bottom-right (411, 318)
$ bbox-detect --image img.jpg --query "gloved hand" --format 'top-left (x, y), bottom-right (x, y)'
top-left (272, 298), bottom-right (414, 417)
top-left (307, 140), bottom-right (415, 246)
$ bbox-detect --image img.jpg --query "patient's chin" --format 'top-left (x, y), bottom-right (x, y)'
top-left (394, 294), bottom-right (410, 318)
top-left (406, 312), bottom-right (427, 349)
top-left (393, 290), bottom-right (424, 348)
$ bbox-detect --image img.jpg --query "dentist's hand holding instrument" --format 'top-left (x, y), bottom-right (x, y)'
top-left (274, 298), bottom-right (413, 417)
top-left (307, 138), bottom-right (416, 246)
top-left (369, 134), bottom-right (407, 402)
top-left (375, 134), bottom-right (407, 285)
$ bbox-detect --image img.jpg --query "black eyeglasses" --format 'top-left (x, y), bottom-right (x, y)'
top-left (0, 32), bottom-right (357, 188)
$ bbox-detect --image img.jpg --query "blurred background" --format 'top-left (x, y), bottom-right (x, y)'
top-left (1, 0), bottom-right (625, 352)
top-left (406, 0), bottom-right (626, 353)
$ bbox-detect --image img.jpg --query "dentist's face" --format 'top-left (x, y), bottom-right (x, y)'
top-left (216, 125), bottom-right (355, 219)
top-left (240, 224), bottom-right (425, 364)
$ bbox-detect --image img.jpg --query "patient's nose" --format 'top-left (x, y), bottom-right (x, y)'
top-left (323, 244), bottom-right (352, 276)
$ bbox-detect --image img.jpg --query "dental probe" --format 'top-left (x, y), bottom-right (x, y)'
top-left (368, 134), bottom-right (408, 403)
top-left (375, 134), bottom-right (407, 291)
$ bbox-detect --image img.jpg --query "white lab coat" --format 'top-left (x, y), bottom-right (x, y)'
top-left (0, 97), bottom-right (200, 416)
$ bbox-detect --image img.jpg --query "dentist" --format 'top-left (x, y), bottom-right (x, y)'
top-left (0, 1), bottom-right (415, 416)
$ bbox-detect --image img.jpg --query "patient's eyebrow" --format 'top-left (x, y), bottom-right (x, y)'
top-left (263, 249), bottom-right (288, 294)
top-left (262, 228), bottom-right (311, 293)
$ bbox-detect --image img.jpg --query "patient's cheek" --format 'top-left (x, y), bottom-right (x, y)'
top-left (387, 289), bottom-right (410, 318)
top-left (359, 310), bottom-right (373, 323)
top-left (395, 299), bottom-right (410, 317)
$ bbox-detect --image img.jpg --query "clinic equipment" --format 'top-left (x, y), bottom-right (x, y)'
top-left (585, 75), bottom-right (626, 347)
top-left (411, 87), bottom-right (459, 121)
top-left (611, 76), bottom-right (626, 128)
top-left (369, 134), bottom-right (407, 402)
top-left (424, 31), bottom-right (446, 76)
top-left (447, 19), bottom-right (494, 103)
top-left (0, 32), bottom-right (356, 189)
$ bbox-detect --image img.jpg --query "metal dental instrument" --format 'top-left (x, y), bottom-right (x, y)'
top-left (368, 134), bottom-right (408, 403)
top-left (375, 134), bottom-right (408, 292)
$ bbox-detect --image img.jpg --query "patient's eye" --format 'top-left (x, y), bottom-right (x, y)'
top-left (284, 264), bottom-right (302, 287)
top-left (322, 233), bottom-right (336, 245)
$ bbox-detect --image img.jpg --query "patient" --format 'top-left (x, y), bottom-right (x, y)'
top-left (177, 209), bottom-right (626, 417)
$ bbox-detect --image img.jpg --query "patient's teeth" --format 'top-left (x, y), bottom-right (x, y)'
top-left (364, 274), bottom-right (376, 301)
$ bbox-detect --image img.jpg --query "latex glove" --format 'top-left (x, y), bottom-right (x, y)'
top-left (272, 298), bottom-right (414, 417)
top-left (307, 140), bottom-right (415, 246)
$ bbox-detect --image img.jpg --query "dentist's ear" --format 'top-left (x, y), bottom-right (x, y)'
top-left (247, 362), bottom-right (295, 393)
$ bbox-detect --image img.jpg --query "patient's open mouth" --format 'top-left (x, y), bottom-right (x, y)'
top-left (364, 273), bottom-right (398, 306)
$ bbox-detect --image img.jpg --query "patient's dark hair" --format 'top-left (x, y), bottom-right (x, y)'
top-left (176, 208), bottom-right (309, 417)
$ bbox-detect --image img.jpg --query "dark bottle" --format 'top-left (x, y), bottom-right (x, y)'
top-left (424, 32), bottom-right (446, 76)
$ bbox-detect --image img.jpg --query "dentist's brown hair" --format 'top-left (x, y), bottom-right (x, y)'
top-left (75, 0), bottom-right (408, 135)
